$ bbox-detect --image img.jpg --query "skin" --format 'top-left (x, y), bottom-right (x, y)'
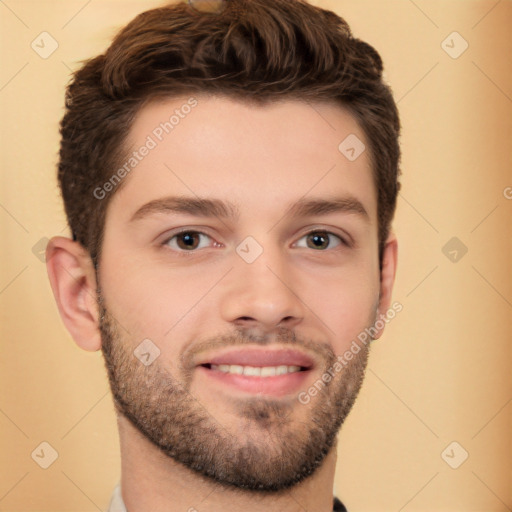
top-left (46, 95), bottom-right (397, 512)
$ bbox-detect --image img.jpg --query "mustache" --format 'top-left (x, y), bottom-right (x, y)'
top-left (178, 326), bottom-right (337, 373)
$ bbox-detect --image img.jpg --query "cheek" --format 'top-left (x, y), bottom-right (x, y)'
top-left (326, 284), bottom-right (378, 352)
top-left (99, 252), bottom-right (195, 344)
top-left (303, 261), bottom-right (379, 354)
top-left (99, 250), bottom-right (229, 370)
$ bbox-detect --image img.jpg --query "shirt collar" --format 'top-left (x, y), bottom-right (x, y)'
top-left (107, 483), bottom-right (347, 512)
top-left (107, 482), bottom-right (126, 512)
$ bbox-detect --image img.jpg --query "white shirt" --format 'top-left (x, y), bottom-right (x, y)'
top-left (107, 482), bottom-right (126, 512)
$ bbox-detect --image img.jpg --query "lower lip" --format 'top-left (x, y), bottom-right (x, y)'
top-left (197, 366), bottom-right (311, 397)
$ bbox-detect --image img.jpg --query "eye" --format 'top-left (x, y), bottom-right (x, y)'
top-left (295, 230), bottom-right (346, 250)
top-left (163, 230), bottom-right (216, 252)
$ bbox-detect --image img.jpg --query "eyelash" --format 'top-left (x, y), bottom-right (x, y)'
top-left (161, 228), bottom-right (351, 256)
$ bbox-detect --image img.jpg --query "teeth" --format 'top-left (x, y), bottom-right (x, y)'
top-left (276, 365), bottom-right (288, 375)
top-left (243, 366), bottom-right (259, 376)
top-left (260, 366), bottom-right (276, 377)
top-left (210, 364), bottom-right (302, 376)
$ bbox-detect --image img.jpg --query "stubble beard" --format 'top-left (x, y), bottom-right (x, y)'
top-left (98, 299), bottom-right (371, 493)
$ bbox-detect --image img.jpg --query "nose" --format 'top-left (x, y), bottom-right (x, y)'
top-left (219, 243), bottom-right (305, 334)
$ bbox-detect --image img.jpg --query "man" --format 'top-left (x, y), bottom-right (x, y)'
top-left (45, 0), bottom-right (400, 510)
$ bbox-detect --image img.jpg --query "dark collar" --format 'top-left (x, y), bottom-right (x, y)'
top-left (333, 496), bottom-right (348, 511)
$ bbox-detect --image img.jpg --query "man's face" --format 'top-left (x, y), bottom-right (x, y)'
top-left (97, 95), bottom-right (383, 491)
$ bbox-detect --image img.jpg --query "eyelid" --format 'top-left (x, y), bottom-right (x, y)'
top-left (160, 226), bottom-right (217, 240)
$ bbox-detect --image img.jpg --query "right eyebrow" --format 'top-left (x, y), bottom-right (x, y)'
top-left (129, 196), bottom-right (240, 223)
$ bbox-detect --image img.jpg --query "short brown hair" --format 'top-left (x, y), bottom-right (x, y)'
top-left (58, 0), bottom-right (401, 269)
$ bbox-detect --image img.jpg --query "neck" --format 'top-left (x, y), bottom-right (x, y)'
top-left (118, 415), bottom-right (338, 512)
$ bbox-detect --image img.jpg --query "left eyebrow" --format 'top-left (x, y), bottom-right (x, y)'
top-left (286, 197), bottom-right (369, 221)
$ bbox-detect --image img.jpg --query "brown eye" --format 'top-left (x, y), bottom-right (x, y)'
top-left (297, 230), bottom-right (344, 251)
top-left (165, 231), bottom-right (211, 251)
top-left (307, 231), bottom-right (329, 250)
top-left (177, 232), bottom-right (200, 250)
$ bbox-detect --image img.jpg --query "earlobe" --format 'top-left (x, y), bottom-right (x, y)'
top-left (45, 236), bottom-right (102, 352)
top-left (373, 233), bottom-right (398, 340)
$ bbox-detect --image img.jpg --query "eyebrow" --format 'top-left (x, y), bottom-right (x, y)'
top-left (287, 196), bottom-right (368, 220)
top-left (130, 196), bottom-right (239, 222)
top-left (129, 195), bottom-right (369, 223)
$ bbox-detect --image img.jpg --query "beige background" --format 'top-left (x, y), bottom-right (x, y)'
top-left (1, 0), bottom-right (511, 510)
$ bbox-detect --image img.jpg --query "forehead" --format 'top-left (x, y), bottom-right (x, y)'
top-left (106, 94), bottom-right (377, 224)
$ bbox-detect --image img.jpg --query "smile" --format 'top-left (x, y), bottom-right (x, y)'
top-left (209, 364), bottom-right (303, 376)
top-left (196, 347), bottom-right (315, 396)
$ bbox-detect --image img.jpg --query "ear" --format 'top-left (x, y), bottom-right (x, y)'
top-left (373, 233), bottom-right (398, 340)
top-left (45, 236), bottom-right (101, 351)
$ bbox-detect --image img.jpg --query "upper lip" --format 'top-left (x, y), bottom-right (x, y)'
top-left (197, 347), bottom-right (315, 369)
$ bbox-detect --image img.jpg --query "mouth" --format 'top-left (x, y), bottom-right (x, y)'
top-left (196, 348), bottom-right (315, 397)
top-left (204, 363), bottom-right (305, 376)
